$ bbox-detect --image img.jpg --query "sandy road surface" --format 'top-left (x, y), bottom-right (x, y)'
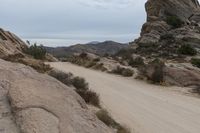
top-left (49, 62), bottom-right (200, 133)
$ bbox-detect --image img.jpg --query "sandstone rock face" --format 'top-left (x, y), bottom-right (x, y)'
top-left (0, 59), bottom-right (112, 133)
top-left (146, 0), bottom-right (200, 22)
top-left (0, 28), bottom-right (27, 58)
top-left (135, 0), bottom-right (200, 47)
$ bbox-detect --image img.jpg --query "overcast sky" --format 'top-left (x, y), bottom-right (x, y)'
top-left (0, 0), bottom-right (146, 46)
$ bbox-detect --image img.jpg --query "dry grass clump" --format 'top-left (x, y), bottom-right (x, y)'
top-left (96, 109), bottom-right (130, 133)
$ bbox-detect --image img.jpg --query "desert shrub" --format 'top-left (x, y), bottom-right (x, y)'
top-left (93, 63), bottom-right (107, 72)
top-left (49, 71), bottom-right (100, 107)
top-left (79, 52), bottom-right (88, 58)
top-left (24, 43), bottom-right (46, 59)
top-left (121, 69), bottom-right (134, 77)
top-left (178, 44), bottom-right (197, 56)
top-left (96, 109), bottom-right (130, 133)
top-left (117, 126), bottom-right (131, 133)
top-left (111, 66), bottom-right (133, 77)
top-left (96, 109), bottom-right (117, 127)
top-left (115, 48), bottom-right (135, 60)
top-left (150, 59), bottom-right (165, 83)
top-left (166, 16), bottom-right (183, 28)
top-left (93, 58), bottom-right (101, 62)
top-left (85, 61), bottom-right (97, 68)
top-left (72, 77), bottom-right (89, 91)
top-left (129, 57), bottom-right (144, 67)
top-left (191, 58), bottom-right (200, 68)
top-left (77, 90), bottom-right (100, 107)
top-left (48, 70), bottom-right (73, 86)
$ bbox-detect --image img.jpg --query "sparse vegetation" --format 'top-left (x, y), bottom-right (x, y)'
top-left (150, 60), bottom-right (165, 83)
top-left (24, 43), bottom-right (47, 59)
top-left (191, 58), bottom-right (200, 68)
top-left (178, 44), bottom-right (197, 56)
top-left (48, 70), bottom-right (100, 107)
top-left (115, 48), bottom-right (135, 60)
top-left (111, 66), bottom-right (133, 77)
top-left (138, 59), bottom-right (165, 84)
top-left (72, 76), bottom-right (89, 91)
top-left (129, 57), bottom-right (144, 67)
top-left (96, 109), bottom-right (130, 133)
top-left (166, 16), bottom-right (183, 28)
top-left (48, 70), bottom-right (73, 86)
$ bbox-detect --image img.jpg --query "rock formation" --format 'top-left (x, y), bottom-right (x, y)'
top-left (0, 28), bottom-right (27, 58)
top-left (0, 59), bottom-right (112, 133)
top-left (131, 0), bottom-right (200, 88)
top-left (135, 0), bottom-right (200, 49)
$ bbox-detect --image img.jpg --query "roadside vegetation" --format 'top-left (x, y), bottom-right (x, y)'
top-left (111, 66), bottom-right (134, 77)
top-left (96, 109), bottom-right (130, 133)
top-left (49, 69), bottom-right (130, 132)
top-left (138, 59), bottom-right (165, 84)
top-left (48, 69), bottom-right (100, 107)
top-left (64, 52), bottom-right (107, 72)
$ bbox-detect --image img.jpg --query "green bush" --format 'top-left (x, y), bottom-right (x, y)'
top-left (48, 70), bottom-right (73, 86)
top-left (178, 44), bottom-right (197, 56)
top-left (129, 57), bottom-right (144, 67)
top-left (25, 43), bottom-right (46, 59)
top-left (191, 58), bottom-right (200, 68)
top-left (96, 109), bottom-right (130, 133)
top-left (166, 16), bottom-right (183, 28)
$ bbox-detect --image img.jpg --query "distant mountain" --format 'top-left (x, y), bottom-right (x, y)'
top-left (45, 41), bottom-right (128, 58)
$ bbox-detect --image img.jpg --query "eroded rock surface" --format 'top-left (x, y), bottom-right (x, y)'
top-left (0, 28), bottom-right (27, 58)
top-left (0, 59), bottom-right (112, 133)
top-left (135, 0), bottom-right (200, 49)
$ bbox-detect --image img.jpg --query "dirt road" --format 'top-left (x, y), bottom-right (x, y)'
top-left (49, 62), bottom-right (200, 133)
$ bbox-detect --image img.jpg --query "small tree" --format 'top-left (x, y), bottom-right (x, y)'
top-left (25, 43), bottom-right (46, 59)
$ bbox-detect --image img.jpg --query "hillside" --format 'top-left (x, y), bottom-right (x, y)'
top-left (45, 41), bottom-right (128, 58)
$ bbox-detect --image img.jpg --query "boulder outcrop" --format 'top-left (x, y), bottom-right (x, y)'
top-left (0, 28), bottom-right (27, 58)
top-left (135, 0), bottom-right (200, 49)
top-left (0, 59), bottom-right (112, 133)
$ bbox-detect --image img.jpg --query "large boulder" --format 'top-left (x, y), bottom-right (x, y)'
top-left (0, 59), bottom-right (112, 133)
top-left (135, 0), bottom-right (200, 46)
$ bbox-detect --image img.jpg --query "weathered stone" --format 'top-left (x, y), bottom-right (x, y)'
top-left (0, 59), bottom-right (112, 133)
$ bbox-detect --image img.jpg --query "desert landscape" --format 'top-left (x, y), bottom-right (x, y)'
top-left (1, 0), bottom-right (200, 133)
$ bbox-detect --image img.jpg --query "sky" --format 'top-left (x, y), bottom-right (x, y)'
top-left (0, 0), bottom-right (146, 47)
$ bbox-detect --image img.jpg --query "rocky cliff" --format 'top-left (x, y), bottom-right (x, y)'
top-left (0, 59), bottom-right (112, 133)
top-left (134, 0), bottom-right (200, 55)
top-left (0, 28), bottom-right (27, 58)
